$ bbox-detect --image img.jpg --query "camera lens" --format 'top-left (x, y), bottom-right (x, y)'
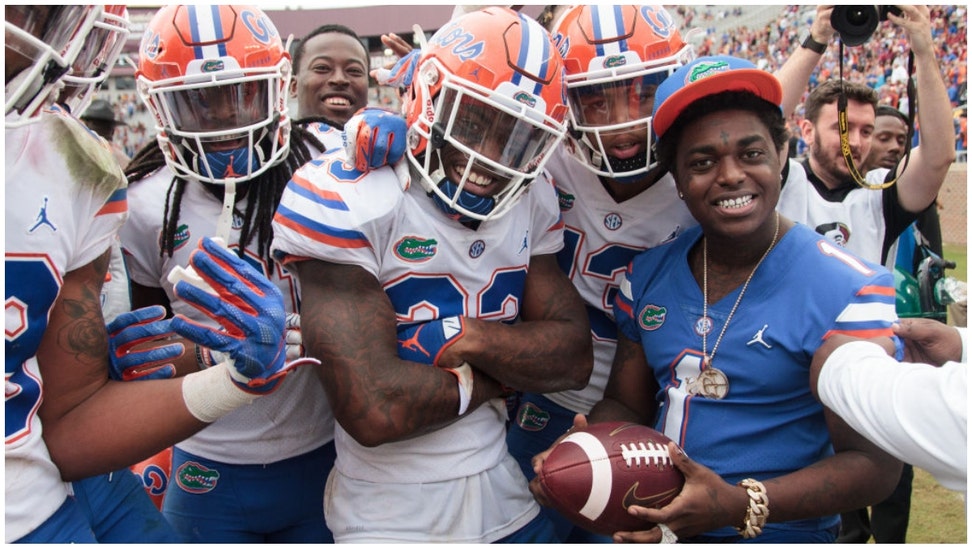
top-left (831, 5), bottom-right (879, 47)
top-left (846, 8), bottom-right (870, 26)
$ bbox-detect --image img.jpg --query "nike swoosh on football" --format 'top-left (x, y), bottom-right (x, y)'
top-left (622, 482), bottom-right (681, 510)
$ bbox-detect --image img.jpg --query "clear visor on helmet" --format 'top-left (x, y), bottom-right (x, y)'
top-left (157, 79), bottom-right (270, 135)
top-left (568, 70), bottom-right (668, 130)
top-left (439, 86), bottom-right (562, 175)
top-left (5, 5), bottom-right (91, 62)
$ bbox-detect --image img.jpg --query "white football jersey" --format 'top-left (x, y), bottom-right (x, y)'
top-left (5, 108), bottom-right (128, 541)
top-left (117, 123), bottom-right (341, 464)
top-left (543, 145), bottom-right (697, 413)
top-left (272, 151), bottom-right (563, 540)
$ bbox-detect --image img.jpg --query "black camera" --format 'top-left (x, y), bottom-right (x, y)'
top-left (831, 5), bottom-right (902, 46)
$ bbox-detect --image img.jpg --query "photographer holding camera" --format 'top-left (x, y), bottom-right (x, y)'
top-left (774, 5), bottom-right (954, 269)
top-left (773, 5), bottom-right (955, 543)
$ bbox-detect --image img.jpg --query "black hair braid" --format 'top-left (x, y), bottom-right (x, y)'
top-left (124, 141), bottom-right (166, 184)
top-left (160, 178), bottom-right (188, 259)
top-left (123, 122), bottom-right (330, 263)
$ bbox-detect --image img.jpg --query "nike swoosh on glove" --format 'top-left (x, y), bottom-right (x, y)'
top-left (169, 237), bottom-right (319, 394)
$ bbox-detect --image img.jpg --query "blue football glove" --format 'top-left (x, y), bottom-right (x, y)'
top-left (168, 237), bottom-right (319, 394)
top-left (371, 48), bottom-right (420, 89)
top-left (343, 107), bottom-right (407, 172)
top-left (396, 316), bottom-right (466, 367)
top-left (107, 305), bottom-right (183, 381)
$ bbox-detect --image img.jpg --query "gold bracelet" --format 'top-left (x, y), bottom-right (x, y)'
top-left (735, 478), bottom-right (769, 538)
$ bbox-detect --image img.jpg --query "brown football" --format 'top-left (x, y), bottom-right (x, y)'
top-left (537, 421), bottom-right (684, 536)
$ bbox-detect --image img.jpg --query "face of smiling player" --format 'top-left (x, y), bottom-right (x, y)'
top-left (292, 31), bottom-right (369, 124)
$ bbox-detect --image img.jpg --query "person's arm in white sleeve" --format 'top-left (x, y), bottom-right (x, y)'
top-left (811, 336), bottom-right (967, 494)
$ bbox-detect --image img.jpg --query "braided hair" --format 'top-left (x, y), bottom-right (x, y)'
top-left (124, 120), bottom-right (331, 264)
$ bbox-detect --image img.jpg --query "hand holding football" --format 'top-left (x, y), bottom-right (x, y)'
top-left (537, 421), bottom-right (685, 536)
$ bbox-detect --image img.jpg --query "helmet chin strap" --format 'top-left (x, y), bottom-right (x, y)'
top-left (215, 180), bottom-right (236, 242)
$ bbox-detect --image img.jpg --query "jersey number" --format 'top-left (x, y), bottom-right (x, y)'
top-left (6, 256), bottom-right (60, 444)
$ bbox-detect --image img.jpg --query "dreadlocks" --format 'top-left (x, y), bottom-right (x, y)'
top-left (124, 120), bottom-right (330, 264)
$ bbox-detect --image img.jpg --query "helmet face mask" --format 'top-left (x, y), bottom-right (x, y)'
top-left (5, 5), bottom-right (101, 125)
top-left (404, 7), bottom-right (568, 223)
top-left (59, 5), bottom-right (131, 115)
top-left (136, 5), bottom-right (292, 185)
top-left (551, 5), bottom-right (694, 179)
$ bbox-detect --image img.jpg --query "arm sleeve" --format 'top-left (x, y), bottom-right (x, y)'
top-left (817, 340), bottom-right (967, 493)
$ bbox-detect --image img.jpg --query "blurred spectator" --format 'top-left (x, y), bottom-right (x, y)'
top-left (80, 99), bottom-right (131, 168)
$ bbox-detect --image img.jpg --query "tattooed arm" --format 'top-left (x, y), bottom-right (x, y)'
top-left (452, 253), bottom-right (593, 393)
top-left (294, 259), bottom-right (502, 447)
top-left (37, 250), bottom-right (206, 481)
top-left (294, 253), bottom-right (592, 447)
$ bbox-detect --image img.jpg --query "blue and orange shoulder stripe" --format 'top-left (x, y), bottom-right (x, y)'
top-left (823, 283), bottom-right (896, 340)
top-left (275, 175), bottom-right (369, 249)
top-left (96, 187), bottom-right (127, 216)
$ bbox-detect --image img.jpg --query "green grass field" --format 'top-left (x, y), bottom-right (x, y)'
top-left (907, 468), bottom-right (968, 543)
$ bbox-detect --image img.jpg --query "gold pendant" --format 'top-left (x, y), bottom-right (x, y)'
top-left (696, 366), bottom-right (729, 400)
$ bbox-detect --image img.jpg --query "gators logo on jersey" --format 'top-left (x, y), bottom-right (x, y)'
top-left (639, 304), bottom-right (667, 330)
top-left (175, 461), bottom-right (220, 494)
top-left (394, 236), bottom-right (437, 263)
top-left (158, 223), bottom-right (192, 252)
top-left (555, 187), bottom-right (575, 212)
top-left (515, 402), bottom-right (550, 431)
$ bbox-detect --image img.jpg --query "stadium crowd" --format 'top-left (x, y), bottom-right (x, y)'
top-left (98, 6), bottom-right (968, 162)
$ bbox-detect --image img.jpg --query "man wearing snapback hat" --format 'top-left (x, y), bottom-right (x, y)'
top-left (532, 55), bottom-right (902, 543)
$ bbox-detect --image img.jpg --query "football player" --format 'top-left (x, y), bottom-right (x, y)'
top-left (502, 6), bottom-right (697, 542)
top-left (271, 7), bottom-right (593, 542)
top-left (116, 4), bottom-right (403, 542)
top-left (5, 5), bottom-right (297, 542)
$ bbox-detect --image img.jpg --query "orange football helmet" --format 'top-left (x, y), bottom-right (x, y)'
top-left (59, 5), bottom-right (131, 115)
top-left (136, 5), bottom-right (292, 185)
top-left (550, 5), bottom-right (694, 179)
top-left (5, 5), bottom-right (102, 126)
top-left (402, 6), bottom-right (569, 222)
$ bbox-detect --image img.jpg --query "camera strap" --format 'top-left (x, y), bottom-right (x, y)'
top-left (836, 41), bottom-right (916, 190)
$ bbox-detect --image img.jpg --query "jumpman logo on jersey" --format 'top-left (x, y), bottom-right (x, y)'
top-left (28, 197), bottom-right (57, 233)
top-left (399, 325), bottom-right (431, 358)
top-left (518, 230), bottom-right (529, 255)
top-left (746, 324), bottom-right (772, 349)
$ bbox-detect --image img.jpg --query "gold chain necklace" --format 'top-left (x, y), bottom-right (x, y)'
top-left (701, 213), bottom-right (780, 375)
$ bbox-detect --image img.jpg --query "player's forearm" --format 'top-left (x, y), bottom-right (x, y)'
top-left (316, 356), bottom-right (477, 446)
top-left (459, 315), bottom-right (593, 393)
top-left (42, 378), bottom-right (207, 481)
